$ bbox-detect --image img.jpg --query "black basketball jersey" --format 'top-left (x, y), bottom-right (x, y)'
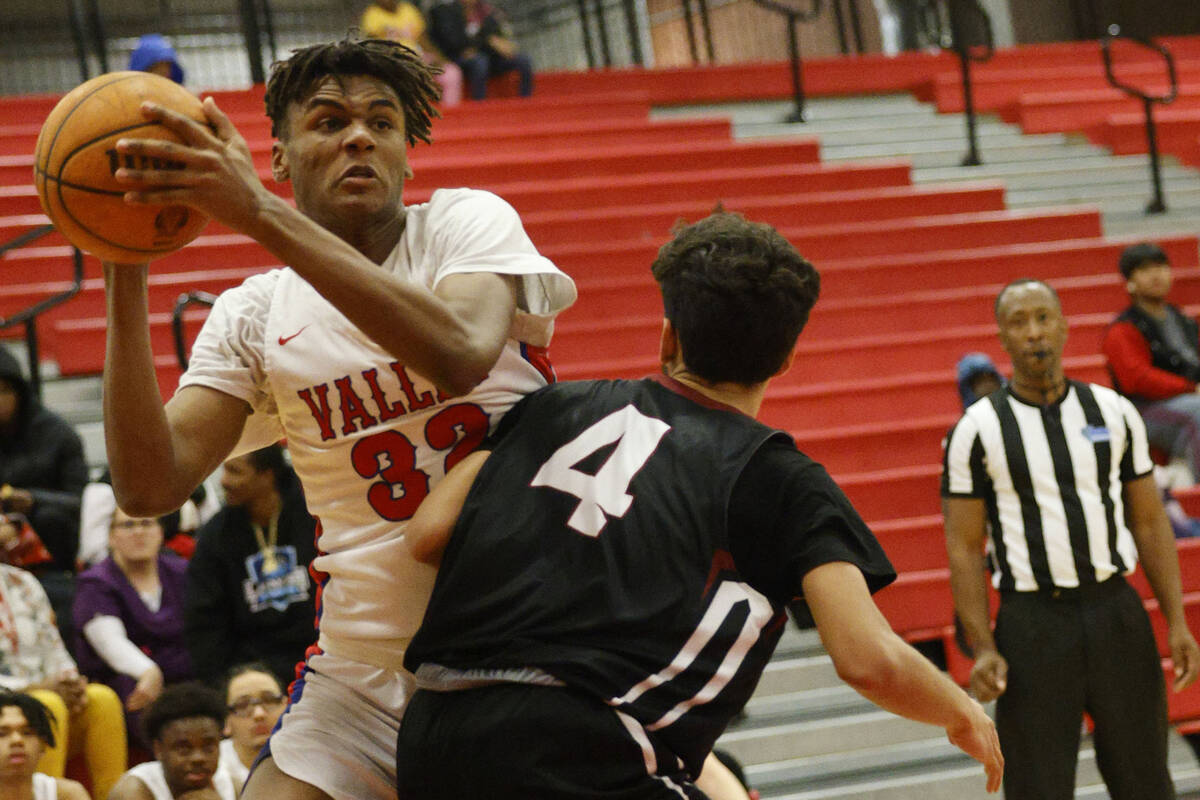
top-left (404, 375), bottom-right (894, 776)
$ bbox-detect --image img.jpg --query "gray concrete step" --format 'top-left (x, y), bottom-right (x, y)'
top-left (753, 654), bottom-right (844, 696)
top-left (657, 93), bottom-right (1200, 240)
top-left (718, 708), bottom-right (942, 765)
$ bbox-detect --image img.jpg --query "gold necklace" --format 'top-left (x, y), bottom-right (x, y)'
top-left (252, 513), bottom-right (281, 574)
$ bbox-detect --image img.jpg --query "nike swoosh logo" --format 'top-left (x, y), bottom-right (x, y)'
top-left (278, 326), bottom-right (309, 346)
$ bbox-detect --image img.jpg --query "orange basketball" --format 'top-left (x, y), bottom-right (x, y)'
top-left (33, 71), bottom-right (211, 263)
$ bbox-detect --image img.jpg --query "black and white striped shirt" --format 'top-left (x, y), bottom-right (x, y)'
top-left (942, 381), bottom-right (1154, 591)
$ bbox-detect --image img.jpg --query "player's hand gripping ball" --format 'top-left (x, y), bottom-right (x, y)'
top-left (34, 71), bottom-right (211, 263)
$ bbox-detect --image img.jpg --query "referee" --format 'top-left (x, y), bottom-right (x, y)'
top-left (943, 278), bottom-right (1200, 800)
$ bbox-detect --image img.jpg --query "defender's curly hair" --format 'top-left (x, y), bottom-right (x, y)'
top-left (651, 210), bottom-right (820, 386)
top-left (264, 37), bottom-right (441, 145)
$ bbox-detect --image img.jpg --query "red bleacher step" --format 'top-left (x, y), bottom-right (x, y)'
top-left (0, 159), bottom-right (914, 219)
top-left (523, 183), bottom-right (1007, 248)
top-left (757, 354), bottom-right (1109, 431)
top-left (1016, 86), bottom-right (1200, 133)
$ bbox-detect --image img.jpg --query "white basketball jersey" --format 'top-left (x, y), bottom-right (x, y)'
top-left (127, 761), bottom-right (237, 800)
top-left (32, 773), bottom-right (57, 800)
top-left (180, 188), bottom-right (576, 672)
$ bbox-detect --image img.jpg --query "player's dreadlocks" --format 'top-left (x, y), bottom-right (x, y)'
top-left (264, 37), bottom-right (441, 146)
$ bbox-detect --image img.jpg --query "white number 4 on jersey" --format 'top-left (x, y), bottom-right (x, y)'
top-left (530, 404), bottom-right (671, 537)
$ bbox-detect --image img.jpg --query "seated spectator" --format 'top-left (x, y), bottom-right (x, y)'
top-left (1102, 242), bottom-right (1200, 484)
top-left (128, 34), bottom-right (184, 84)
top-left (72, 508), bottom-right (192, 749)
top-left (217, 664), bottom-right (287, 791)
top-left (0, 691), bottom-right (88, 800)
top-left (955, 352), bottom-right (1004, 409)
top-left (360, 0), bottom-right (463, 106)
top-left (81, 475), bottom-right (219, 569)
top-left (185, 446), bottom-right (317, 690)
top-left (107, 683), bottom-right (236, 800)
top-left (0, 561), bottom-right (125, 799)
top-left (0, 349), bottom-right (88, 647)
top-left (429, 0), bottom-right (533, 99)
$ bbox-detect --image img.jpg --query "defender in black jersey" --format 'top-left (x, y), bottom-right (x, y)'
top-left (396, 212), bottom-right (1004, 798)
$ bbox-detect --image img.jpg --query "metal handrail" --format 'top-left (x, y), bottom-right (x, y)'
top-left (750, 0), bottom-right (824, 123)
top-left (945, 0), bottom-right (994, 166)
top-left (172, 291), bottom-right (216, 372)
top-left (0, 224), bottom-right (85, 402)
top-left (1101, 28), bottom-right (1178, 104)
top-left (1101, 27), bottom-right (1178, 214)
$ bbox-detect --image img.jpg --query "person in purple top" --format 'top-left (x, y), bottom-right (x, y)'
top-left (72, 506), bottom-right (192, 748)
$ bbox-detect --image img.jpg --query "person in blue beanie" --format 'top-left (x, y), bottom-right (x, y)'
top-left (128, 34), bottom-right (184, 84)
top-left (956, 352), bottom-right (1004, 410)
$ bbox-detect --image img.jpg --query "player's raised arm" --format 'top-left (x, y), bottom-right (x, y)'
top-left (102, 261), bottom-right (249, 517)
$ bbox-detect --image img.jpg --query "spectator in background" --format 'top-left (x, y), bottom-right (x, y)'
top-left (218, 664), bottom-right (287, 792)
top-left (0, 561), bottom-right (125, 799)
top-left (0, 349), bottom-right (88, 648)
top-left (72, 507), bottom-right (192, 749)
top-left (184, 446), bottom-right (317, 690)
top-left (79, 473), bottom-right (216, 569)
top-left (1103, 242), bottom-right (1200, 486)
top-left (956, 352), bottom-right (1004, 410)
top-left (0, 691), bottom-right (88, 800)
top-left (129, 34), bottom-right (185, 84)
top-left (360, 0), bottom-right (463, 106)
top-left (108, 683), bottom-right (236, 800)
top-left (429, 0), bottom-right (533, 99)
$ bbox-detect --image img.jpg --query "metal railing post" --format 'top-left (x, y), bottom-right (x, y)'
top-left (577, 0), bottom-right (597, 68)
top-left (751, 0), bottom-right (825, 124)
top-left (0, 229), bottom-right (86, 404)
top-left (1101, 26), bottom-right (1178, 215)
top-left (946, 0), bottom-right (994, 167)
top-left (172, 292), bottom-right (218, 372)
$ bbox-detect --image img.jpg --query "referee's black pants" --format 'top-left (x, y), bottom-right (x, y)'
top-left (994, 576), bottom-right (1173, 800)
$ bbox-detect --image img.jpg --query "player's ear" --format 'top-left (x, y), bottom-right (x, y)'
top-left (271, 141), bottom-right (290, 183)
top-left (658, 319), bottom-right (678, 367)
top-left (404, 163), bottom-right (414, 180)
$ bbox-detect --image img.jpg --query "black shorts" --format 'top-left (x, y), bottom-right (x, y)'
top-left (396, 683), bottom-right (707, 799)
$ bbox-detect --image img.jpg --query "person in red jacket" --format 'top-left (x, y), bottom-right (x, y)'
top-left (1102, 242), bottom-right (1200, 484)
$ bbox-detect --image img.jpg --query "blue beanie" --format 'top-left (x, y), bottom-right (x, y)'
top-left (956, 352), bottom-right (1003, 409)
top-left (128, 34), bottom-right (184, 84)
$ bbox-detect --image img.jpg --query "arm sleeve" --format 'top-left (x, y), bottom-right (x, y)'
top-left (77, 483), bottom-right (116, 568)
top-left (1103, 320), bottom-right (1195, 399)
top-left (82, 616), bottom-right (156, 678)
top-left (941, 414), bottom-right (988, 498)
top-left (177, 272), bottom-right (279, 412)
top-left (427, 189), bottom-right (576, 347)
top-left (182, 527), bottom-right (236, 684)
top-left (71, 571), bottom-right (127, 632)
top-left (727, 439), bottom-right (896, 607)
top-left (1119, 395), bottom-right (1156, 481)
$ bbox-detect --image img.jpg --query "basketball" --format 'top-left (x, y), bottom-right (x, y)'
top-left (33, 71), bottom-right (211, 263)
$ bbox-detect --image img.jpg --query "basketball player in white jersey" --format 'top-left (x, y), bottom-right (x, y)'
top-left (100, 38), bottom-right (575, 800)
top-left (0, 693), bottom-right (88, 800)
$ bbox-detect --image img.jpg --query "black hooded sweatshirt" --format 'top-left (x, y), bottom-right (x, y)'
top-left (0, 349), bottom-right (88, 570)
